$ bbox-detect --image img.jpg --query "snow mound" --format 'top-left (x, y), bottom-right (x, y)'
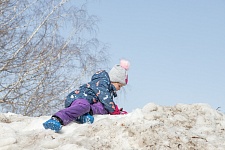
top-left (0, 103), bottom-right (225, 150)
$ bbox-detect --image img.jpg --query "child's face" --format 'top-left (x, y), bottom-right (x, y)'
top-left (112, 82), bottom-right (124, 91)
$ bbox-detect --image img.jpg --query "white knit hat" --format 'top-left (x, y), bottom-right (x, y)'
top-left (109, 59), bottom-right (130, 85)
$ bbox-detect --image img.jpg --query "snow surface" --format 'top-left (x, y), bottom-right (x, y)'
top-left (1, 103), bottom-right (225, 150)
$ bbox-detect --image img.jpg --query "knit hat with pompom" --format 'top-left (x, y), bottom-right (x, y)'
top-left (109, 59), bottom-right (130, 85)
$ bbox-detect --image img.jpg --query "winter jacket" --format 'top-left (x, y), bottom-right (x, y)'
top-left (65, 70), bottom-right (117, 113)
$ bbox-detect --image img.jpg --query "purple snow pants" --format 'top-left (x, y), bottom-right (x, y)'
top-left (54, 99), bottom-right (108, 125)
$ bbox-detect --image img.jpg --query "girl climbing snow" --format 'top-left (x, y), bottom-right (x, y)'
top-left (43, 59), bottom-right (130, 132)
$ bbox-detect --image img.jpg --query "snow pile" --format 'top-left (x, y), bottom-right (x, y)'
top-left (0, 103), bottom-right (225, 150)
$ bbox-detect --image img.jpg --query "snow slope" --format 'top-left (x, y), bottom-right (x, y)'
top-left (0, 103), bottom-right (225, 150)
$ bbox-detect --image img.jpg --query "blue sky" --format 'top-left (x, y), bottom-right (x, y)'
top-left (78, 0), bottom-right (225, 112)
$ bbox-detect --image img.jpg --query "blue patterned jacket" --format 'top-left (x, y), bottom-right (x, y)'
top-left (65, 70), bottom-right (117, 113)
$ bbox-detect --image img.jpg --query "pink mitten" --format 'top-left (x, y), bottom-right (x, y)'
top-left (110, 105), bottom-right (121, 115)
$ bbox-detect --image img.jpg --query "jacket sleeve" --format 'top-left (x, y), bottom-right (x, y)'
top-left (93, 80), bottom-right (116, 113)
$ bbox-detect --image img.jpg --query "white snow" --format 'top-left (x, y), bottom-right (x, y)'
top-left (1, 103), bottom-right (225, 150)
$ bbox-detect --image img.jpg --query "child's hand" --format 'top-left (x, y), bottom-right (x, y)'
top-left (110, 105), bottom-right (120, 115)
top-left (110, 105), bottom-right (128, 115)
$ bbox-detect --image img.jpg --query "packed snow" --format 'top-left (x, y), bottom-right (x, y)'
top-left (1, 103), bottom-right (225, 150)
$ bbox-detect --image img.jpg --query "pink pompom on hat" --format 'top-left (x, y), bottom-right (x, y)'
top-left (109, 59), bottom-right (130, 85)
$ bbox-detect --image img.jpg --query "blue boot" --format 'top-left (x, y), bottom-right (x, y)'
top-left (43, 117), bottom-right (62, 132)
top-left (75, 113), bottom-right (94, 124)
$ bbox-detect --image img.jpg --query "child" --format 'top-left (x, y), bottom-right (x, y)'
top-left (43, 59), bottom-right (130, 132)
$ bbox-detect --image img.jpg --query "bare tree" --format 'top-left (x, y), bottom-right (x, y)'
top-left (0, 0), bottom-right (108, 116)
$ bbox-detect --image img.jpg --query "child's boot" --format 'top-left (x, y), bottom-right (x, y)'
top-left (43, 117), bottom-right (62, 132)
top-left (75, 113), bottom-right (94, 124)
